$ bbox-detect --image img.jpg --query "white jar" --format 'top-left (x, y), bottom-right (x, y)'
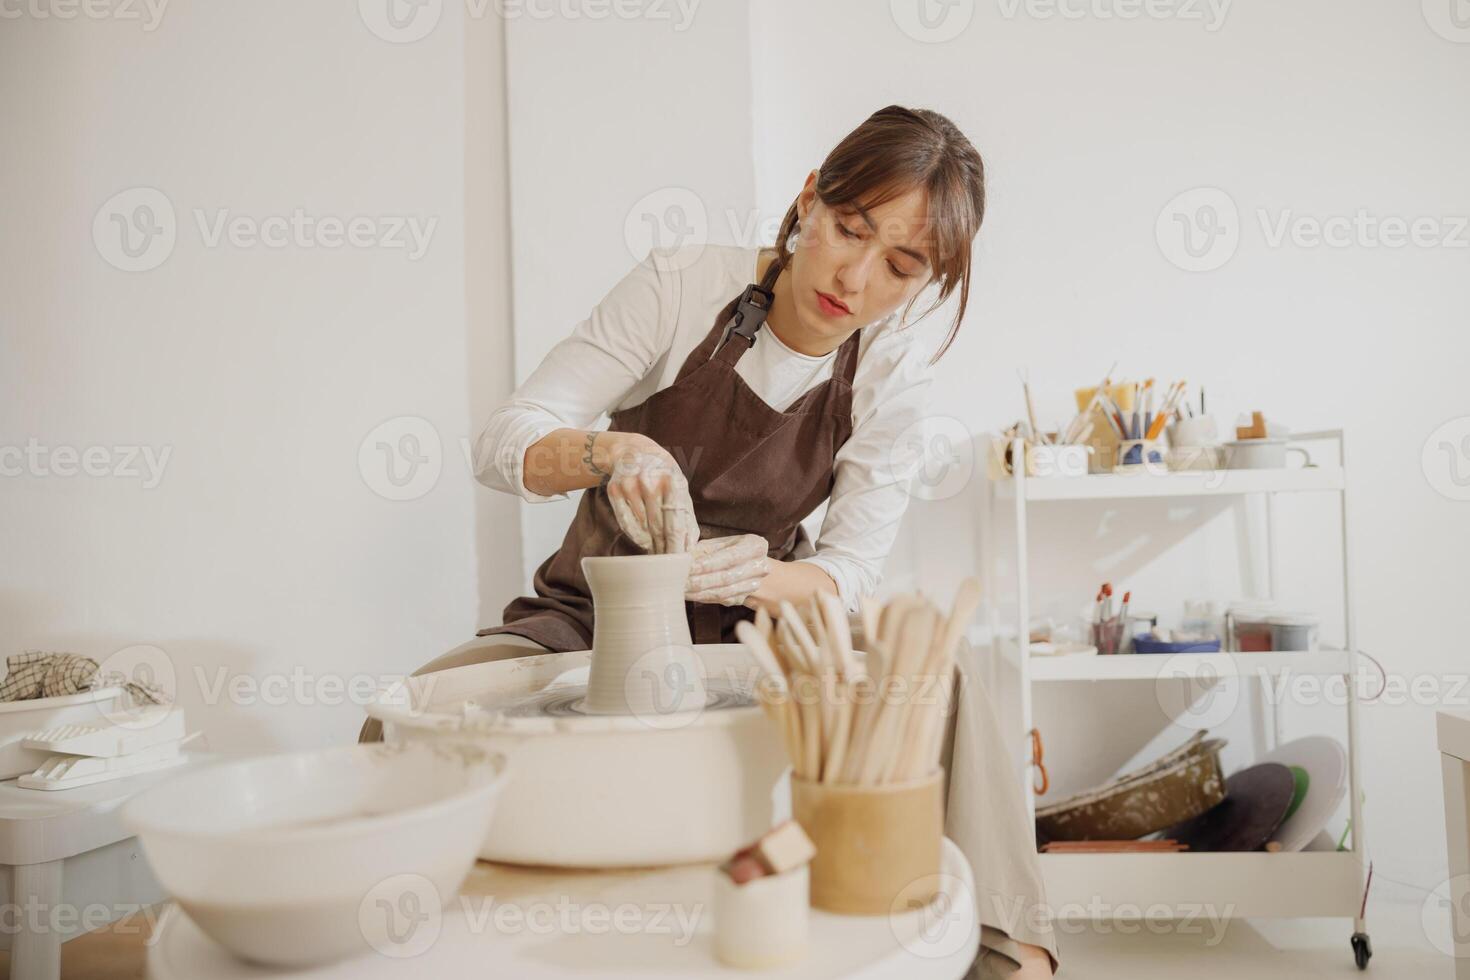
top-left (712, 864), bottom-right (808, 970)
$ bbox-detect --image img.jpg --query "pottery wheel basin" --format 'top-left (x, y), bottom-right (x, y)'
top-left (364, 644), bottom-right (788, 869)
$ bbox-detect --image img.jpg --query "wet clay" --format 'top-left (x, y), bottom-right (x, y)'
top-left (581, 553), bottom-right (707, 716)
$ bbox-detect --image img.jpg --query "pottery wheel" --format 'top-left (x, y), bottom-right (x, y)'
top-left (491, 678), bottom-right (755, 718)
top-left (1159, 762), bottom-right (1296, 852)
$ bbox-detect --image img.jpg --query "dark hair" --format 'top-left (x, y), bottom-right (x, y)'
top-left (772, 105), bottom-right (986, 365)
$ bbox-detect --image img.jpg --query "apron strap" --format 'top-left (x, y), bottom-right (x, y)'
top-left (713, 249), bottom-right (788, 358)
top-left (711, 247), bottom-right (862, 383)
top-left (833, 327), bottom-right (862, 385)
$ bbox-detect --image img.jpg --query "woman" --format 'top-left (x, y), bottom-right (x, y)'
top-left (361, 106), bottom-right (1057, 978)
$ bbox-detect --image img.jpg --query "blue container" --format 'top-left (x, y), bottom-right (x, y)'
top-left (1131, 636), bottom-right (1222, 654)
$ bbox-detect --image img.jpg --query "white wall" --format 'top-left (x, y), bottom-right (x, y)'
top-left (501, 0), bottom-right (759, 582)
top-left (0, 0), bottom-right (522, 751)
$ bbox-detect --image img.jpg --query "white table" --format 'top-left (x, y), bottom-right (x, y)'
top-left (147, 837), bottom-right (979, 979)
top-left (0, 751), bottom-right (208, 980)
top-left (1440, 710), bottom-right (1470, 978)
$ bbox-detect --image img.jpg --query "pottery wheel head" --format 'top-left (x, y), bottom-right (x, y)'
top-left (494, 679), bottom-right (754, 718)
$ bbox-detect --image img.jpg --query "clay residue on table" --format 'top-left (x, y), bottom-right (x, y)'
top-left (462, 858), bottom-right (716, 905)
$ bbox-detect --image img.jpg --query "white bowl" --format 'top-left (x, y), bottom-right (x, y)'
top-left (122, 741), bottom-right (508, 967)
top-left (365, 644), bottom-right (788, 868)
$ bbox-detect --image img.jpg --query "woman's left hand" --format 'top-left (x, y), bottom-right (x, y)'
top-left (684, 534), bottom-right (771, 606)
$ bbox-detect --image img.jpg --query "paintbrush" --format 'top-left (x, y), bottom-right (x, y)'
top-left (1019, 368), bottom-right (1046, 445)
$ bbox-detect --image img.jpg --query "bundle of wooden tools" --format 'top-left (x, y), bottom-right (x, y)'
top-left (733, 579), bottom-right (981, 786)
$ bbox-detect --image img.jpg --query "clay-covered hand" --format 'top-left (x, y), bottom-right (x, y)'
top-left (603, 442), bottom-right (699, 554)
top-left (684, 534), bottom-right (772, 606)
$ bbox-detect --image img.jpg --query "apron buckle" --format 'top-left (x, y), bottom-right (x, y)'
top-left (726, 283), bottom-right (774, 343)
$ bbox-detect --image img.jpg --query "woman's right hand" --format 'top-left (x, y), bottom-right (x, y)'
top-left (684, 534), bottom-right (772, 606)
top-left (596, 432), bottom-right (699, 555)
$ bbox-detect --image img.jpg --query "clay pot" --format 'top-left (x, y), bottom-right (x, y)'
top-left (582, 553), bottom-right (705, 716)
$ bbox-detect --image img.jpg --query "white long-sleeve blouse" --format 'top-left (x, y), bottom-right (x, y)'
top-left (471, 242), bottom-right (940, 612)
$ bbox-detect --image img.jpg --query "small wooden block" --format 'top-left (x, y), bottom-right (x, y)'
top-left (720, 853), bottom-right (766, 884)
top-left (754, 819), bottom-right (816, 875)
top-left (1236, 411), bottom-right (1268, 441)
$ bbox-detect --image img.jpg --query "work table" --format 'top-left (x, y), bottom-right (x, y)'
top-left (144, 837), bottom-right (978, 979)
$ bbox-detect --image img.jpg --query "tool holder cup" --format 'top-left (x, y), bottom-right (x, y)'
top-left (791, 770), bottom-right (944, 916)
top-left (1092, 618), bottom-right (1128, 655)
top-left (1113, 439), bottom-right (1166, 474)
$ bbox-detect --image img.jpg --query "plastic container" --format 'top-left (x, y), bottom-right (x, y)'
top-left (1269, 614), bottom-right (1319, 652)
top-left (1181, 599), bottom-right (1223, 640)
top-left (1226, 602), bottom-right (1279, 652)
top-left (713, 864), bottom-right (808, 969)
top-left (1124, 612), bottom-right (1158, 653)
top-left (0, 687), bottom-right (127, 779)
top-left (1132, 635), bottom-right (1223, 654)
top-left (1092, 619), bottom-right (1127, 656)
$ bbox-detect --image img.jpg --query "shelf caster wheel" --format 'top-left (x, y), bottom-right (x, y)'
top-left (1351, 932), bottom-right (1372, 970)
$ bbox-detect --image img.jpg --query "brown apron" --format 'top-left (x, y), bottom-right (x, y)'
top-left (477, 251), bottom-right (861, 651)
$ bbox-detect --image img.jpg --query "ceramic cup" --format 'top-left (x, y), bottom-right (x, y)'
top-left (791, 771), bottom-right (943, 915)
top-left (713, 864), bottom-right (809, 969)
top-left (1167, 414), bottom-right (1219, 449)
top-left (1027, 443), bottom-right (1090, 478)
top-left (1224, 439), bottom-right (1313, 470)
top-left (1113, 439), bottom-right (1166, 473)
top-left (581, 553), bottom-right (704, 716)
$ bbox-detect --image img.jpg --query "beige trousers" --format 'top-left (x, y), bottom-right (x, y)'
top-left (357, 631), bottom-right (1058, 975)
top-left (945, 640), bottom-right (1060, 975)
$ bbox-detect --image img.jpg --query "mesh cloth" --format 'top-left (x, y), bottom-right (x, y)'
top-left (0, 651), bottom-right (170, 705)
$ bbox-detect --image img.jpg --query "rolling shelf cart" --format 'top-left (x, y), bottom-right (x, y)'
top-left (975, 429), bottom-right (1373, 969)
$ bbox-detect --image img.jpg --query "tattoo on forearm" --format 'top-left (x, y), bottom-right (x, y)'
top-left (584, 432), bottom-right (612, 485)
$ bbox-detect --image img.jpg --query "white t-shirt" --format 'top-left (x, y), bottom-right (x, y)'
top-left (471, 243), bottom-right (941, 612)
